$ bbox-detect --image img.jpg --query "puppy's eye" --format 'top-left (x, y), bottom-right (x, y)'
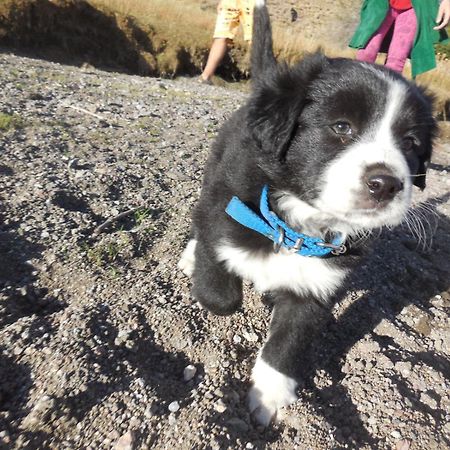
top-left (402, 136), bottom-right (417, 152)
top-left (331, 121), bottom-right (352, 136)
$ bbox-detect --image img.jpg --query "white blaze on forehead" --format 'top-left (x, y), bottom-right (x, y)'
top-left (372, 79), bottom-right (408, 163)
top-left (315, 77), bottom-right (412, 230)
top-left (254, 0), bottom-right (265, 7)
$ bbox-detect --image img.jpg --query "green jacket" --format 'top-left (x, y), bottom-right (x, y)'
top-left (349, 0), bottom-right (448, 77)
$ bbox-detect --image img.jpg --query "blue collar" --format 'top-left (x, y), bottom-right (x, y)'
top-left (225, 185), bottom-right (346, 257)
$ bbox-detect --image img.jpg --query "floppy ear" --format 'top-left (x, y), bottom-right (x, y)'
top-left (413, 157), bottom-right (429, 190)
top-left (247, 53), bottom-right (328, 159)
top-left (412, 88), bottom-right (436, 190)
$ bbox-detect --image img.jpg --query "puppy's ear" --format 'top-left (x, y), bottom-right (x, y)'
top-left (412, 88), bottom-right (436, 190)
top-left (413, 159), bottom-right (428, 190)
top-left (247, 53), bottom-right (328, 159)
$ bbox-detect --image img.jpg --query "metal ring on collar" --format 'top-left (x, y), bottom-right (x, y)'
top-left (273, 226), bottom-right (285, 253)
top-left (317, 241), bottom-right (347, 255)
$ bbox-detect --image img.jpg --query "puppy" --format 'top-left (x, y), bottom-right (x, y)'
top-left (179, 0), bottom-right (436, 425)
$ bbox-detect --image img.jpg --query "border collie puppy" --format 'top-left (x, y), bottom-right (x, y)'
top-left (179, 0), bottom-right (435, 425)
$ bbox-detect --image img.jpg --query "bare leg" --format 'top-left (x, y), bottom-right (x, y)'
top-left (200, 38), bottom-right (229, 81)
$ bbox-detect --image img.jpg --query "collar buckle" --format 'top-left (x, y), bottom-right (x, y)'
top-left (317, 242), bottom-right (347, 255)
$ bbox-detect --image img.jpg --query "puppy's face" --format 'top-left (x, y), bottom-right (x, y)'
top-left (249, 56), bottom-right (435, 235)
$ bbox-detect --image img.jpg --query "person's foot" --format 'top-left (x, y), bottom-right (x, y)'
top-left (198, 76), bottom-right (213, 85)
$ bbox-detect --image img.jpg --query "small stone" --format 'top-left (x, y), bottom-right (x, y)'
top-left (183, 365), bottom-right (197, 381)
top-left (367, 416), bottom-right (377, 426)
top-left (168, 414), bottom-right (177, 426)
top-left (395, 440), bottom-right (411, 450)
top-left (391, 430), bottom-right (402, 439)
top-left (242, 330), bottom-right (258, 342)
top-left (394, 361), bottom-right (412, 377)
top-left (168, 401), bottom-right (180, 413)
top-left (420, 392), bottom-right (438, 409)
top-left (114, 430), bottom-right (134, 450)
top-left (214, 400), bottom-right (227, 413)
top-left (413, 315), bottom-right (432, 336)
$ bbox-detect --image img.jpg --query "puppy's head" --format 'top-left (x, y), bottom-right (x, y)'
top-left (247, 6), bottom-right (436, 235)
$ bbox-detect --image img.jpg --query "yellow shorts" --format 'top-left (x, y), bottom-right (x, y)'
top-left (213, 0), bottom-right (255, 42)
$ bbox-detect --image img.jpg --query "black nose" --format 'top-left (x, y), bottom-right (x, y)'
top-left (366, 174), bottom-right (404, 202)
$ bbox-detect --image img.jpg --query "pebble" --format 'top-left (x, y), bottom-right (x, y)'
top-left (168, 401), bottom-right (180, 413)
top-left (168, 414), bottom-right (177, 426)
top-left (114, 431), bottom-right (134, 450)
top-left (213, 400), bottom-right (227, 413)
top-left (420, 392), bottom-right (438, 409)
top-left (183, 365), bottom-right (197, 381)
top-left (391, 430), bottom-right (402, 439)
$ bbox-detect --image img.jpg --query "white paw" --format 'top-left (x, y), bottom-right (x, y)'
top-left (178, 239), bottom-right (197, 278)
top-left (248, 357), bottom-right (298, 426)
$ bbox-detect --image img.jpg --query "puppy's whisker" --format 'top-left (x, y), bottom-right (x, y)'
top-left (403, 201), bottom-right (438, 251)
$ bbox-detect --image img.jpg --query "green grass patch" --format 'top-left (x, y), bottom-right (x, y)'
top-left (0, 112), bottom-right (25, 131)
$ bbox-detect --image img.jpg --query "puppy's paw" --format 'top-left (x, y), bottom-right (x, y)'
top-left (248, 357), bottom-right (298, 426)
top-left (178, 239), bottom-right (197, 278)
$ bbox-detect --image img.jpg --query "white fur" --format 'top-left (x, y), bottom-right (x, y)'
top-left (254, 0), bottom-right (265, 7)
top-left (248, 356), bottom-right (298, 426)
top-left (274, 192), bottom-right (354, 238)
top-left (178, 239), bottom-right (197, 278)
top-left (315, 79), bottom-right (412, 231)
top-left (216, 241), bottom-right (348, 300)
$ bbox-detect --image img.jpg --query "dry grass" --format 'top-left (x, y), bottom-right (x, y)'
top-left (93, 0), bottom-right (215, 49)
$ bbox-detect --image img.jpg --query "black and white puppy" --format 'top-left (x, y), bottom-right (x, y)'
top-left (179, 0), bottom-right (436, 425)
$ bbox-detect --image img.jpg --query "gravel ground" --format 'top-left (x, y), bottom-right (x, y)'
top-left (0, 52), bottom-right (449, 450)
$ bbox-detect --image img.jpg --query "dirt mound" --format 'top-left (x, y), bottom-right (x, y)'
top-left (0, 0), bottom-right (207, 76)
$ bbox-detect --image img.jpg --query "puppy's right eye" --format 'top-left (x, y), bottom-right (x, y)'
top-left (331, 121), bottom-right (353, 135)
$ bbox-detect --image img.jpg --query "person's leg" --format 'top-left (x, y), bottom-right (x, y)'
top-left (200, 0), bottom-right (239, 82)
top-left (385, 7), bottom-right (417, 73)
top-left (200, 38), bottom-right (229, 82)
top-left (356, 8), bottom-right (397, 63)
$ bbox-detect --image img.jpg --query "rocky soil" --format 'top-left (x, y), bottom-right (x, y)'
top-left (0, 52), bottom-right (449, 450)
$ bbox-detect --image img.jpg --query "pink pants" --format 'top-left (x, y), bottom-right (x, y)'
top-left (356, 7), bottom-right (417, 73)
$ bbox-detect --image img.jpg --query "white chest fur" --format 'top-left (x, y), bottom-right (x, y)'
top-left (216, 241), bottom-right (348, 300)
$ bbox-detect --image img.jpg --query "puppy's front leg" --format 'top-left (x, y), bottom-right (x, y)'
top-left (192, 240), bottom-right (243, 316)
top-left (248, 291), bottom-right (331, 426)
